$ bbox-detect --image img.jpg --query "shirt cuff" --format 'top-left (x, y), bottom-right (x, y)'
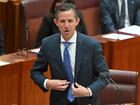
top-left (87, 88), bottom-right (93, 96)
top-left (44, 79), bottom-right (48, 89)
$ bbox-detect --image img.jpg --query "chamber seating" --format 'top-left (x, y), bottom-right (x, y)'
top-left (100, 69), bottom-right (139, 105)
top-left (74, 0), bottom-right (101, 36)
top-left (20, 0), bottom-right (53, 48)
top-left (20, 0), bottom-right (101, 49)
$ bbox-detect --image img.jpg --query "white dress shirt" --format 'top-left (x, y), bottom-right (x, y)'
top-left (60, 31), bottom-right (77, 76)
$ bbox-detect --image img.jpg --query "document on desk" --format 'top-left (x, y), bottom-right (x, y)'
top-left (29, 48), bottom-right (40, 54)
top-left (124, 103), bottom-right (134, 105)
top-left (0, 60), bottom-right (10, 66)
top-left (0, 0), bottom-right (8, 2)
top-left (119, 25), bottom-right (140, 35)
top-left (102, 33), bottom-right (134, 40)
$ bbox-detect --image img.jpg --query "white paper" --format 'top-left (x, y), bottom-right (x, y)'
top-left (124, 103), bottom-right (134, 105)
top-left (0, 60), bottom-right (10, 66)
top-left (102, 33), bottom-right (134, 40)
top-left (0, 0), bottom-right (8, 2)
top-left (30, 48), bottom-right (40, 54)
top-left (119, 25), bottom-right (140, 35)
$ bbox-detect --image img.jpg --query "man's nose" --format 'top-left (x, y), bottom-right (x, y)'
top-left (64, 21), bottom-right (69, 27)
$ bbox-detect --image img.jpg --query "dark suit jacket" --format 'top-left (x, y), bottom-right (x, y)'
top-left (100, 0), bottom-right (140, 34)
top-left (31, 32), bottom-right (109, 105)
top-left (35, 11), bottom-right (87, 48)
top-left (0, 24), bottom-right (5, 55)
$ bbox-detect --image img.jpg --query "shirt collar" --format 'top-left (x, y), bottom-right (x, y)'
top-left (61, 31), bottom-right (77, 43)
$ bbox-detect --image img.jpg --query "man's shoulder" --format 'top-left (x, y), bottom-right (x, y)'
top-left (77, 32), bottom-right (99, 44)
top-left (42, 33), bottom-right (59, 41)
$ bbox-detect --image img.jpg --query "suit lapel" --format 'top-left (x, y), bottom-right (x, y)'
top-left (54, 34), bottom-right (68, 79)
top-left (74, 33), bottom-right (85, 82)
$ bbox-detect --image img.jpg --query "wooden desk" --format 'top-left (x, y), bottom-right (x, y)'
top-left (20, 55), bottom-right (50, 105)
top-left (0, 62), bottom-right (22, 105)
top-left (93, 34), bottom-right (140, 71)
top-left (0, 52), bottom-right (36, 105)
top-left (0, 52), bottom-right (50, 105)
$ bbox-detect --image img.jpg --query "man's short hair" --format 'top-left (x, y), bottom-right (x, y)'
top-left (55, 3), bottom-right (78, 19)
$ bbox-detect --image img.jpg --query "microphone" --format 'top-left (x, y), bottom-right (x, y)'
top-left (100, 72), bottom-right (118, 91)
top-left (101, 72), bottom-right (120, 90)
top-left (100, 72), bottom-right (123, 105)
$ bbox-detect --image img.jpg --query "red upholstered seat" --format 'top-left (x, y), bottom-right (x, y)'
top-left (100, 69), bottom-right (139, 105)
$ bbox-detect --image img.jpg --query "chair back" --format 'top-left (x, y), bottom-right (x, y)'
top-left (20, 0), bottom-right (52, 48)
top-left (100, 69), bottom-right (139, 105)
top-left (74, 0), bottom-right (101, 36)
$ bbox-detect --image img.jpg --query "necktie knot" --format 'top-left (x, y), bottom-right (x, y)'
top-left (64, 42), bottom-right (71, 48)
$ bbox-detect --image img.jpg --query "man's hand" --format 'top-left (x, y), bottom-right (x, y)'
top-left (46, 79), bottom-right (70, 91)
top-left (72, 83), bottom-right (90, 97)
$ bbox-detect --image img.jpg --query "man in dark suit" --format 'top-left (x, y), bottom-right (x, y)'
top-left (31, 3), bottom-right (109, 105)
top-left (100, 0), bottom-right (140, 34)
top-left (0, 24), bottom-right (5, 55)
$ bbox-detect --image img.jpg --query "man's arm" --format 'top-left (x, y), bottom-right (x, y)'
top-left (88, 41), bottom-right (109, 98)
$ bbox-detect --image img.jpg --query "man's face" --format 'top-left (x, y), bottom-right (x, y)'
top-left (54, 9), bottom-right (80, 38)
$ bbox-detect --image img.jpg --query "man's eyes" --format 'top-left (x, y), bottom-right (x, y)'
top-left (60, 20), bottom-right (73, 23)
top-left (68, 20), bottom-right (73, 23)
top-left (60, 20), bottom-right (65, 23)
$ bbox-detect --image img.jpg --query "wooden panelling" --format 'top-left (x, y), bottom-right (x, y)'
top-left (110, 36), bottom-right (140, 70)
top-left (21, 58), bottom-right (50, 105)
top-left (0, 0), bottom-right (21, 53)
top-left (0, 62), bottom-right (22, 105)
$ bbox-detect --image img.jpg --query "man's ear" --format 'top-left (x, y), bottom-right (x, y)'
top-left (76, 17), bottom-right (80, 26)
top-left (53, 18), bottom-right (58, 26)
